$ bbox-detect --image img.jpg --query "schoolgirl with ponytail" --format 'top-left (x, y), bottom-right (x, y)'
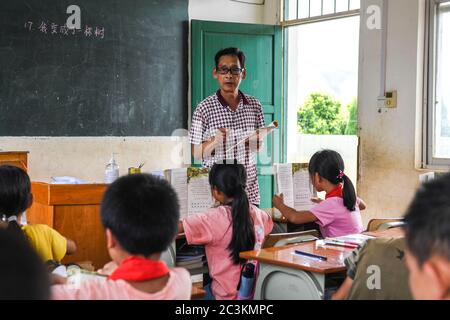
top-left (179, 161), bottom-right (273, 300)
top-left (0, 165), bottom-right (76, 262)
top-left (273, 150), bottom-right (366, 238)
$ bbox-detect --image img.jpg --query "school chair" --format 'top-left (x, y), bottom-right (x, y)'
top-left (366, 218), bottom-right (405, 232)
top-left (262, 230), bottom-right (320, 249)
top-left (160, 242), bottom-right (176, 267)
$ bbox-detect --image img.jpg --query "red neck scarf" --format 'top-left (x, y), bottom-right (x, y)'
top-left (325, 184), bottom-right (343, 199)
top-left (108, 256), bottom-right (169, 282)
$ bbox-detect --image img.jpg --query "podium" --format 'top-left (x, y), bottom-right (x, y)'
top-left (27, 182), bottom-right (109, 269)
top-left (0, 151), bottom-right (29, 171)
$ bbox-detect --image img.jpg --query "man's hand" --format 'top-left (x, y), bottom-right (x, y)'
top-left (192, 128), bottom-right (228, 161)
top-left (212, 128), bottom-right (227, 148)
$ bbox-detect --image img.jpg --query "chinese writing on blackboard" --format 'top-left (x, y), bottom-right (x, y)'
top-left (24, 20), bottom-right (105, 39)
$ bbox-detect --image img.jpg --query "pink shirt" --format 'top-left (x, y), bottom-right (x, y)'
top-left (51, 268), bottom-right (191, 300)
top-left (182, 205), bottom-right (273, 300)
top-left (310, 197), bottom-right (364, 238)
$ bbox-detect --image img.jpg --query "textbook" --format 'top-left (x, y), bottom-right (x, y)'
top-left (274, 163), bottom-right (316, 212)
top-left (164, 167), bottom-right (215, 219)
top-left (225, 120), bottom-right (279, 154)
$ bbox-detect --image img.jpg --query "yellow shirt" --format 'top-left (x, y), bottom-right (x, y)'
top-left (22, 224), bottom-right (67, 262)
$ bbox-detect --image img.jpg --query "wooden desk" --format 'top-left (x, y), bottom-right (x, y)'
top-left (0, 151), bottom-right (29, 171)
top-left (27, 182), bottom-right (109, 269)
top-left (240, 241), bottom-right (353, 300)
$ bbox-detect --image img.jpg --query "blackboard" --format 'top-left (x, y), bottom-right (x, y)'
top-left (0, 0), bottom-right (188, 136)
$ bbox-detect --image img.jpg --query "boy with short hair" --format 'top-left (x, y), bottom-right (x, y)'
top-left (404, 173), bottom-right (450, 300)
top-left (52, 174), bottom-right (191, 300)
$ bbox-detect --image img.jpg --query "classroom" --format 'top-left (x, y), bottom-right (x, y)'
top-left (0, 0), bottom-right (449, 303)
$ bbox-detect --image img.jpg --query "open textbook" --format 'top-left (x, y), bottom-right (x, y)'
top-left (274, 163), bottom-right (317, 212)
top-left (225, 120), bottom-right (279, 154)
top-left (164, 167), bottom-right (215, 219)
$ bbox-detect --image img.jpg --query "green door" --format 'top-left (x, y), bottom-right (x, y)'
top-left (191, 20), bottom-right (283, 209)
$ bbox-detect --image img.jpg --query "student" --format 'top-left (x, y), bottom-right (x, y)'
top-left (190, 47), bottom-right (265, 207)
top-left (404, 173), bottom-right (450, 300)
top-left (0, 165), bottom-right (76, 262)
top-left (332, 237), bottom-right (412, 300)
top-left (0, 228), bottom-right (51, 299)
top-left (52, 173), bottom-right (191, 300)
top-left (179, 162), bottom-right (273, 300)
top-left (273, 150), bottom-right (366, 238)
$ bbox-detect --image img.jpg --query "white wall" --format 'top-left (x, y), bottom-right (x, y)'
top-left (189, 0), bottom-right (280, 24)
top-left (0, 137), bottom-right (190, 183)
top-left (358, 0), bottom-right (426, 226)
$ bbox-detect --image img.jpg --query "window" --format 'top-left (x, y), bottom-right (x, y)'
top-left (425, 0), bottom-right (450, 167)
top-left (283, 0), bottom-right (360, 25)
top-left (282, 0), bottom-right (360, 188)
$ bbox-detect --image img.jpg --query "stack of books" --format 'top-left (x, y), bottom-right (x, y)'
top-left (176, 244), bottom-right (206, 273)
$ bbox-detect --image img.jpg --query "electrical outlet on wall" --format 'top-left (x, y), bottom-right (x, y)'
top-left (377, 90), bottom-right (397, 109)
top-left (384, 91), bottom-right (397, 108)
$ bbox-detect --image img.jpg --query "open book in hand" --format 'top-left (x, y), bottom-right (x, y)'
top-left (164, 167), bottom-right (215, 219)
top-left (274, 163), bottom-right (317, 216)
top-left (225, 120), bottom-right (279, 154)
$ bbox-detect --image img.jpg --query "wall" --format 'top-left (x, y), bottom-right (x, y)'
top-left (1, 0), bottom-right (279, 183)
top-left (0, 137), bottom-right (190, 182)
top-left (358, 0), bottom-right (426, 226)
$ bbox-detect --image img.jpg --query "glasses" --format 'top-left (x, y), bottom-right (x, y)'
top-left (216, 66), bottom-right (244, 75)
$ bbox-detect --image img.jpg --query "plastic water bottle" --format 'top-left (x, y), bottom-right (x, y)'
top-left (104, 153), bottom-right (119, 184)
top-left (238, 262), bottom-right (255, 299)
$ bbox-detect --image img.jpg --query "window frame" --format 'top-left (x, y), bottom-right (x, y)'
top-left (281, 0), bottom-right (360, 26)
top-left (424, 0), bottom-right (450, 168)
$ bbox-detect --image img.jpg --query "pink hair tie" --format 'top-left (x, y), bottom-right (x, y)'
top-left (337, 170), bottom-right (345, 179)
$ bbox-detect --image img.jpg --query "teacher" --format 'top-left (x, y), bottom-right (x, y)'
top-left (189, 47), bottom-right (265, 206)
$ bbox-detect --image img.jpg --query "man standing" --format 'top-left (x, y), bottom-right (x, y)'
top-left (190, 47), bottom-right (265, 206)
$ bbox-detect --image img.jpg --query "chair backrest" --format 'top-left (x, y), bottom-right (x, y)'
top-left (160, 242), bottom-right (176, 267)
top-left (262, 230), bottom-right (320, 249)
top-left (366, 218), bottom-right (405, 232)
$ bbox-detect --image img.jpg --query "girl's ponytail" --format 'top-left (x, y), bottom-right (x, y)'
top-left (229, 184), bottom-right (254, 264)
top-left (341, 174), bottom-right (357, 211)
top-left (210, 163), bottom-right (255, 264)
top-left (309, 150), bottom-right (357, 212)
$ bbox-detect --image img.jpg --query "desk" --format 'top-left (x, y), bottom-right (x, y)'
top-left (27, 182), bottom-right (109, 269)
top-left (240, 241), bottom-right (352, 300)
top-left (0, 151), bottom-right (28, 171)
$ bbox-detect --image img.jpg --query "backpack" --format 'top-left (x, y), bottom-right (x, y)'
top-left (236, 260), bottom-right (259, 300)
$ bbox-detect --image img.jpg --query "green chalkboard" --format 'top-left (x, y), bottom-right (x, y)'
top-left (0, 0), bottom-right (188, 136)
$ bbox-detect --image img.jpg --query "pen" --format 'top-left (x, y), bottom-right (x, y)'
top-left (294, 250), bottom-right (328, 261)
top-left (324, 240), bottom-right (359, 248)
